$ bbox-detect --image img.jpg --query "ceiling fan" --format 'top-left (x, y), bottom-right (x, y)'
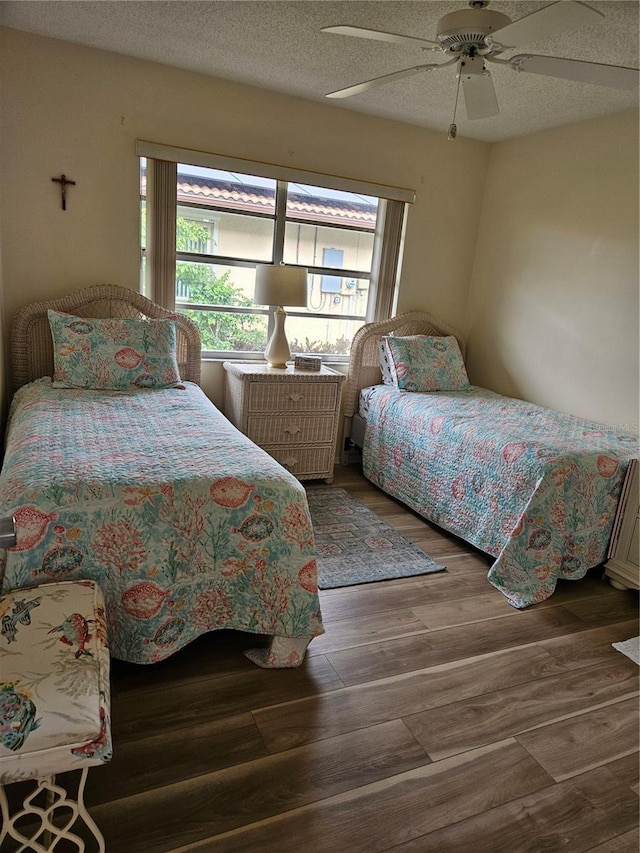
top-left (322, 1), bottom-right (638, 136)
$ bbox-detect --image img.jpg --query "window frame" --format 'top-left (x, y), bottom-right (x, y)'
top-left (139, 143), bottom-right (414, 362)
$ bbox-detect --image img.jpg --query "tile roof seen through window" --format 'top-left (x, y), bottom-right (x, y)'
top-left (140, 171), bottom-right (377, 228)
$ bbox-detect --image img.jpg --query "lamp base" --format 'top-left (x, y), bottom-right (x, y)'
top-left (264, 307), bottom-right (291, 369)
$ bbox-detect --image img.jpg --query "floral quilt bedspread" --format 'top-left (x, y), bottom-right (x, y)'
top-left (362, 385), bottom-right (638, 607)
top-left (0, 379), bottom-right (323, 663)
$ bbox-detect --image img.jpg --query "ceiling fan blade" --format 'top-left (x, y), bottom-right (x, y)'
top-left (326, 64), bottom-right (442, 99)
top-left (510, 54), bottom-right (639, 90)
top-left (461, 71), bottom-right (499, 120)
top-left (487, 1), bottom-right (604, 50)
top-left (321, 26), bottom-right (441, 50)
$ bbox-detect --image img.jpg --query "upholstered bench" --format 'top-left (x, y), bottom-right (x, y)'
top-left (0, 579), bottom-right (112, 851)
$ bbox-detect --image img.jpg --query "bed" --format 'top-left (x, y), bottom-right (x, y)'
top-left (0, 284), bottom-right (323, 667)
top-left (343, 310), bottom-right (638, 608)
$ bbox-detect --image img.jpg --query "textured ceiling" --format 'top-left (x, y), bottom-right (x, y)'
top-left (1, 0), bottom-right (638, 142)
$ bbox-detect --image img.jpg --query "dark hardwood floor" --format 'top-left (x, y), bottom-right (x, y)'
top-left (81, 464), bottom-right (639, 851)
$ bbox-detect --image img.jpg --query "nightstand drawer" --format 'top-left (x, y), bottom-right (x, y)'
top-left (248, 415), bottom-right (335, 445)
top-left (265, 445), bottom-right (334, 479)
top-left (249, 382), bottom-right (338, 413)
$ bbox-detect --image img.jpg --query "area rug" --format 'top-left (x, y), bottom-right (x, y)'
top-left (306, 487), bottom-right (445, 589)
top-left (612, 637), bottom-right (640, 665)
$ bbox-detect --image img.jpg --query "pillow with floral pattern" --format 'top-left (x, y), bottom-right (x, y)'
top-left (48, 310), bottom-right (184, 390)
top-left (384, 334), bottom-right (469, 392)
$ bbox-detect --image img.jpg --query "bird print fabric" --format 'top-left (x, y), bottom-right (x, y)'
top-left (0, 580), bottom-right (112, 782)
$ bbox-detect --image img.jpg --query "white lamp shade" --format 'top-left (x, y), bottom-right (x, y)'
top-left (254, 264), bottom-right (308, 308)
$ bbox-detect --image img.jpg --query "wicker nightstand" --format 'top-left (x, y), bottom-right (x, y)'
top-left (223, 362), bottom-right (346, 482)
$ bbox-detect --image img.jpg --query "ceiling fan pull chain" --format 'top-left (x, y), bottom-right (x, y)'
top-left (448, 65), bottom-right (463, 140)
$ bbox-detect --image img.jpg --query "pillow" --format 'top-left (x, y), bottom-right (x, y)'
top-left (48, 310), bottom-right (183, 390)
top-left (378, 339), bottom-right (395, 386)
top-left (383, 334), bottom-right (469, 392)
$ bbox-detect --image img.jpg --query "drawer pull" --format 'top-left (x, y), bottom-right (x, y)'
top-left (283, 425), bottom-right (301, 435)
top-left (287, 392), bottom-right (305, 403)
top-left (281, 457), bottom-right (298, 469)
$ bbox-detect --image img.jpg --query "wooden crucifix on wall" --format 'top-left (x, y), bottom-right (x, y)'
top-left (51, 174), bottom-right (76, 210)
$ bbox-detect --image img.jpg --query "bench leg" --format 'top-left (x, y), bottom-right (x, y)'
top-left (0, 767), bottom-right (105, 852)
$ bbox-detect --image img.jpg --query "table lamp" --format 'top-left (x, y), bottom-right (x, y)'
top-left (254, 263), bottom-right (308, 368)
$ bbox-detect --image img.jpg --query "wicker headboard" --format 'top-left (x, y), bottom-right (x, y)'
top-left (11, 284), bottom-right (202, 390)
top-left (343, 309), bottom-right (466, 419)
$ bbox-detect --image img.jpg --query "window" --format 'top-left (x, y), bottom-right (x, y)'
top-left (320, 248), bottom-right (345, 294)
top-left (139, 146), bottom-right (413, 361)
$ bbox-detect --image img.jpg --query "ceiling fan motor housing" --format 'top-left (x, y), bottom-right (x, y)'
top-left (436, 9), bottom-right (511, 50)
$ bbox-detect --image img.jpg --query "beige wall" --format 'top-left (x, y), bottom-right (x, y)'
top-left (465, 110), bottom-right (639, 428)
top-left (0, 27), bottom-right (488, 408)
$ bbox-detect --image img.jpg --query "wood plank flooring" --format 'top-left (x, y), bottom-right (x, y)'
top-left (43, 465), bottom-right (640, 850)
